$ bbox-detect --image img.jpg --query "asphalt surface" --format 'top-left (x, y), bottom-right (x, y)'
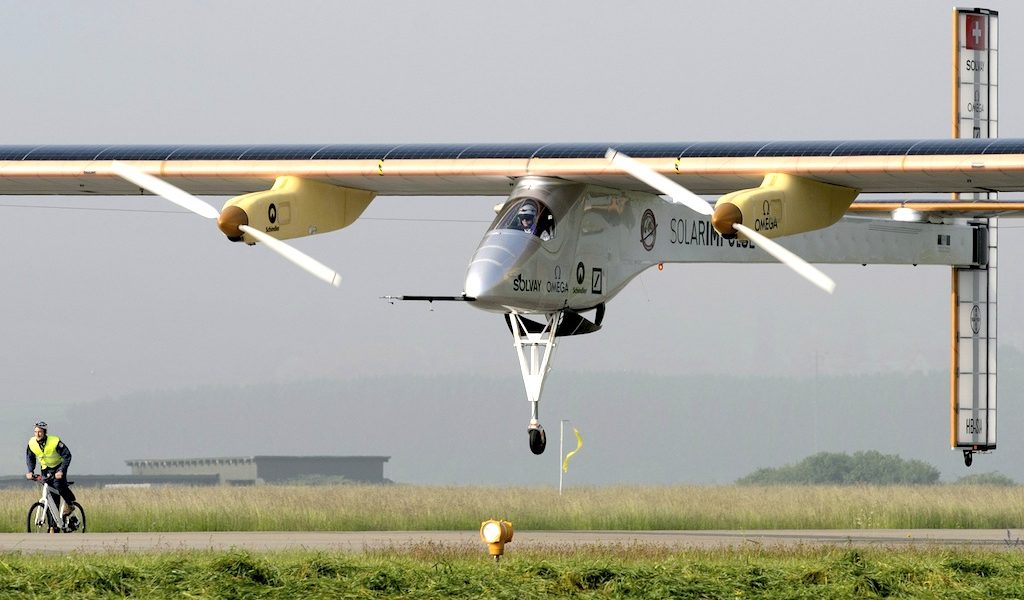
top-left (0, 529), bottom-right (1021, 554)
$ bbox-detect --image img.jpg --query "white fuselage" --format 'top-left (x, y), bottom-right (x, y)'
top-left (464, 177), bottom-right (980, 313)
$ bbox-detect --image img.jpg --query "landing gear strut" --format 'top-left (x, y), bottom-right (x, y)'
top-left (508, 311), bottom-right (561, 455)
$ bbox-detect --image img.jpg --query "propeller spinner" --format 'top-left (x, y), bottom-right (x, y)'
top-left (606, 149), bottom-right (835, 294)
top-left (111, 161), bottom-right (342, 287)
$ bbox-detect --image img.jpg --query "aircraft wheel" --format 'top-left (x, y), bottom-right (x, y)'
top-left (528, 427), bottom-right (547, 455)
top-left (964, 450), bottom-right (973, 467)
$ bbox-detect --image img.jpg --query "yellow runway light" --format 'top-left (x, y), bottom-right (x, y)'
top-left (479, 519), bottom-right (513, 561)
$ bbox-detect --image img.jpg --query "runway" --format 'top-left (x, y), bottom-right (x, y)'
top-left (0, 529), bottom-right (1020, 554)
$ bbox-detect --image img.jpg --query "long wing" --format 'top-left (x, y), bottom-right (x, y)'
top-left (2, 140), bottom-right (1024, 208)
top-left (849, 201), bottom-right (1024, 218)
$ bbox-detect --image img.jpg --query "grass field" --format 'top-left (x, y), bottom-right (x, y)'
top-left (5, 484), bottom-right (1024, 532)
top-left (1, 546), bottom-right (1023, 598)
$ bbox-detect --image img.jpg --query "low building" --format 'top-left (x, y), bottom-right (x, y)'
top-left (125, 455), bottom-right (390, 485)
top-left (0, 474), bottom-right (219, 489)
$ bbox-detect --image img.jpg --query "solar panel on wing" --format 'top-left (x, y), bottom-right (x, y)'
top-left (613, 143), bottom-right (696, 158)
top-left (758, 141), bottom-right (839, 157)
top-left (983, 139), bottom-right (1024, 154)
top-left (0, 146), bottom-right (44, 160)
top-left (166, 146), bottom-right (254, 160)
top-left (831, 140), bottom-right (918, 156)
top-left (313, 145), bottom-right (396, 160)
top-left (682, 142), bottom-right (768, 158)
top-left (533, 144), bottom-right (608, 159)
top-left (241, 145), bottom-right (324, 160)
top-left (384, 144), bottom-right (466, 160)
top-left (4, 138), bottom-right (1024, 162)
top-left (907, 139), bottom-right (992, 155)
top-left (456, 144), bottom-right (539, 159)
top-left (94, 146), bottom-right (183, 160)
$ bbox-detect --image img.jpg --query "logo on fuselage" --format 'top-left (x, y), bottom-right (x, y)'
top-left (571, 262), bottom-right (588, 294)
top-left (512, 273), bottom-right (541, 293)
top-left (265, 203), bottom-right (280, 232)
top-left (641, 209), bottom-right (657, 251)
top-left (754, 200), bottom-right (778, 233)
top-left (971, 304), bottom-right (981, 335)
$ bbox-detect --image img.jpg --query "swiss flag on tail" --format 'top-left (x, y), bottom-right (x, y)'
top-left (966, 15), bottom-right (986, 50)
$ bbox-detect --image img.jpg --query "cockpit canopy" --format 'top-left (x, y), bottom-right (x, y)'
top-left (494, 198), bottom-right (555, 240)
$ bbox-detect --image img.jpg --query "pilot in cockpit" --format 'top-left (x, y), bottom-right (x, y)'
top-left (517, 203), bottom-right (537, 233)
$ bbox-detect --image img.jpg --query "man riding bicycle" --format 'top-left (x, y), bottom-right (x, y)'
top-left (25, 421), bottom-right (75, 517)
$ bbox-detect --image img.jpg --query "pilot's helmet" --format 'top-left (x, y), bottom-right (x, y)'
top-left (517, 203), bottom-right (537, 228)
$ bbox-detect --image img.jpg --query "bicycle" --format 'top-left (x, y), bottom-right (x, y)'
top-left (26, 475), bottom-right (85, 533)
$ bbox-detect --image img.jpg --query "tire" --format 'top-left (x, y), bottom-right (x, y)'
top-left (26, 502), bottom-right (49, 533)
top-left (66, 502), bottom-right (86, 533)
top-left (528, 428), bottom-right (547, 455)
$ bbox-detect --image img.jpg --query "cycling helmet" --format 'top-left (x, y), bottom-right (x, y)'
top-left (34, 421), bottom-right (47, 430)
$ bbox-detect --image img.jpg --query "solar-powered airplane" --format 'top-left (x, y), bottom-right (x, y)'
top-left (0, 139), bottom-right (1018, 456)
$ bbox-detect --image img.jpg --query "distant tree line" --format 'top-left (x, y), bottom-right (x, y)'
top-left (953, 472), bottom-right (1017, 487)
top-left (738, 451), bottom-right (1019, 485)
top-left (737, 451), bottom-right (940, 485)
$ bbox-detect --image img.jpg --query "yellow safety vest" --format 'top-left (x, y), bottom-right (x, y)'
top-left (28, 435), bottom-right (63, 469)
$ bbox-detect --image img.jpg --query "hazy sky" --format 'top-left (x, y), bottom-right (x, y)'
top-left (1, 1), bottom-right (1022, 479)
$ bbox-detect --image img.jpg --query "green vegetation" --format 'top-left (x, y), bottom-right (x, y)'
top-left (1, 547), bottom-right (1023, 598)
top-left (955, 472), bottom-right (1017, 486)
top-left (737, 451), bottom-right (940, 485)
top-left (4, 484), bottom-right (1024, 532)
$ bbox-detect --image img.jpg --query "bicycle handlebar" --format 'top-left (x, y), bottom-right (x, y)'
top-left (32, 475), bottom-right (73, 485)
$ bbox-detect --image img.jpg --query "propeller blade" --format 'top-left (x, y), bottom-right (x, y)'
top-left (607, 148), bottom-right (835, 294)
top-left (239, 225), bottom-right (342, 287)
top-left (733, 223), bottom-right (835, 294)
top-left (111, 161), bottom-right (221, 220)
top-left (114, 161), bottom-right (341, 288)
top-left (605, 148), bottom-right (713, 216)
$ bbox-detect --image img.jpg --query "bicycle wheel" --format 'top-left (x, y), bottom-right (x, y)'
top-left (65, 502), bottom-right (86, 533)
top-left (26, 502), bottom-right (48, 533)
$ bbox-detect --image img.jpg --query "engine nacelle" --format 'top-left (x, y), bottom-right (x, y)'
top-left (711, 173), bottom-right (858, 239)
top-left (218, 176), bottom-right (375, 243)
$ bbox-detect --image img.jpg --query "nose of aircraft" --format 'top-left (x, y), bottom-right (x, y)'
top-left (464, 232), bottom-right (536, 310)
top-left (464, 259), bottom-right (501, 301)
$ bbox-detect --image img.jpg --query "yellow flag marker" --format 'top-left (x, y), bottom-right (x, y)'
top-left (561, 427), bottom-right (583, 473)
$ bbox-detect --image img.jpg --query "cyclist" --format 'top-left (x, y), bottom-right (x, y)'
top-left (25, 421), bottom-right (76, 518)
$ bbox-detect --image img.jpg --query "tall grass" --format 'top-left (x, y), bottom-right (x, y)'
top-left (4, 484), bottom-right (1024, 532)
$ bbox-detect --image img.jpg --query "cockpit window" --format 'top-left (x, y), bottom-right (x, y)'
top-left (496, 198), bottom-right (556, 240)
